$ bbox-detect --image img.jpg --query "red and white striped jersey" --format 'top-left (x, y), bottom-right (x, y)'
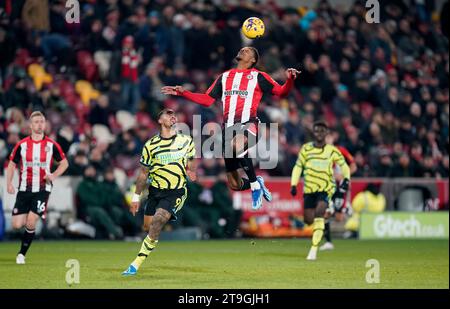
top-left (181, 68), bottom-right (294, 127)
top-left (9, 136), bottom-right (66, 192)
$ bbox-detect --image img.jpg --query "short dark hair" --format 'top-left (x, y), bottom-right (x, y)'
top-left (313, 120), bottom-right (328, 130)
top-left (157, 108), bottom-right (175, 120)
top-left (249, 47), bottom-right (259, 68)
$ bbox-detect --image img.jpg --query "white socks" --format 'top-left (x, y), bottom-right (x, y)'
top-left (250, 181), bottom-right (261, 191)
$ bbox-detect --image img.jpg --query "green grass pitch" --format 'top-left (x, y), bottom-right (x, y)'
top-left (0, 239), bottom-right (448, 289)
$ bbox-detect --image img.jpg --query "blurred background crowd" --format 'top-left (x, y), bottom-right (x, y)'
top-left (0, 0), bottom-right (448, 237)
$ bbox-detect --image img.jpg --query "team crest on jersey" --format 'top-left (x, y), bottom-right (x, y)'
top-left (45, 146), bottom-right (51, 152)
top-left (247, 74), bottom-right (253, 80)
top-left (13, 208), bottom-right (18, 214)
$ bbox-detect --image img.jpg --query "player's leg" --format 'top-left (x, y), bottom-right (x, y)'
top-left (303, 194), bottom-right (316, 225)
top-left (12, 191), bottom-right (29, 229)
top-left (18, 211), bottom-right (40, 257)
top-left (320, 221), bottom-right (334, 251)
top-left (320, 203), bottom-right (335, 251)
top-left (11, 214), bottom-right (27, 229)
top-left (12, 214), bottom-right (27, 264)
top-left (143, 215), bottom-right (152, 231)
top-left (307, 193), bottom-right (327, 260)
top-left (12, 192), bottom-right (34, 264)
top-left (236, 124), bottom-right (271, 202)
top-left (123, 208), bottom-right (170, 275)
top-left (231, 134), bottom-right (263, 209)
top-left (124, 188), bottom-right (184, 275)
top-left (226, 169), bottom-right (250, 191)
top-left (223, 126), bottom-right (252, 192)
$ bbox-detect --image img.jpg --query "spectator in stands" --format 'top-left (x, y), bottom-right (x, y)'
top-left (66, 150), bottom-right (89, 176)
top-left (22, 0), bottom-right (50, 32)
top-left (119, 35), bottom-right (141, 113)
top-left (101, 168), bottom-right (140, 236)
top-left (0, 0), bottom-right (447, 186)
top-left (4, 73), bottom-right (31, 111)
top-left (89, 95), bottom-right (110, 126)
top-left (391, 152), bottom-right (417, 177)
top-left (76, 165), bottom-right (123, 239)
top-left (210, 172), bottom-right (242, 238)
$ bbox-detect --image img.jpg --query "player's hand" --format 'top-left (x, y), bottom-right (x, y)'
top-left (290, 186), bottom-right (297, 196)
top-left (186, 170), bottom-right (197, 182)
top-left (7, 183), bottom-right (15, 195)
top-left (130, 201), bottom-right (140, 216)
top-left (286, 68), bottom-right (301, 80)
top-left (161, 85), bottom-right (185, 96)
top-left (44, 172), bottom-right (56, 183)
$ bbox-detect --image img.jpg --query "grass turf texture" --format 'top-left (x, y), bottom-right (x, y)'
top-left (0, 239), bottom-right (447, 289)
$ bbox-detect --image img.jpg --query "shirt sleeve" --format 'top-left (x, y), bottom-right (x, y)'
top-left (291, 147), bottom-right (306, 186)
top-left (180, 74), bottom-right (222, 107)
top-left (258, 71), bottom-right (294, 97)
top-left (140, 144), bottom-right (151, 167)
top-left (52, 142), bottom-right (66, 162)
top-left (205, 74), bottom-right (222, 99)
top-left (9, 143), bottom-right (22, 164)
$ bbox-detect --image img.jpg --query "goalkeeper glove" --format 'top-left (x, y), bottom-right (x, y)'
top-left (339, 178), bottom-right (350, 193)
top-left (333, 179), bottom-right (349, 211)
top-left (290, 186), bottom-right (297, 196)
top-left (333, 194), bottom-right (345, 211)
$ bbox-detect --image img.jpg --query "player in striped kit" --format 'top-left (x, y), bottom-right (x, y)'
top-left (162, 46), bottom-right (300, 210)
top-left (6, 111), bottom-right (68, 264)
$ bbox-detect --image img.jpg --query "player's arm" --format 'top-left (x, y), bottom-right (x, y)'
top-left (161, 75), bottom-right (222, 107)
top-left (130, 166), bottom-right (149, 216)
top-left (130, 144), bottom-right (153, 215)
top-left (45, 143), bottom-right (69, 182)
top-left (185, 136), bottom-right (197, 181)
top-left (290, 148), bottom-right (305, 196)
top-left (258, 69), bottom-right (301, 97)
top-left (46, 158), bottom-right (69, 181)
top-left (6, 160), bottom-right (17, 194)
top-left (6, 143), bottom-right (22, 194)
top-left (333, 148), bottom-right (351, 193)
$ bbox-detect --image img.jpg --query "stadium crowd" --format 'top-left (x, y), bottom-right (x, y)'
top-left (0, 0), bottom-right (448, 237)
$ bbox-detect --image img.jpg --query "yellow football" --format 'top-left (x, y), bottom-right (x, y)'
top-left (242, 17), bottom-right (265, 39)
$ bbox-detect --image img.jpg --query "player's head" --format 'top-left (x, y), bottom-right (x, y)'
top-left (235, 46), bottom-right (259, 68)
top-left (83, 164), bottom-right (97, 179)
top-left (29, 111), bottom-right (46, 135)
top-left (313, 120), bottom-right (329, 143)
top-left (157, 108), bottom-right (177, 128)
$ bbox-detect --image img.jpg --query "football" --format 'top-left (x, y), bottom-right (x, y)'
top-left (241, 17), bottom-right (265, 39)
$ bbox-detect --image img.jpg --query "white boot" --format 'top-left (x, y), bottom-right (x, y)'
top-left (319, 242), bottom-right (335, 251)
top-left (306, 246), bottom-right (318, 260)
top-left (16, 253), bottom-right (26, 264)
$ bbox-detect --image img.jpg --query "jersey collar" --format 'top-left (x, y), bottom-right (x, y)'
top-left (159, 133), bottom-right (177, 140)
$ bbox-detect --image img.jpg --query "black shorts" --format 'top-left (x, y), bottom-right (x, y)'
top-left (12, 191), bottom-right (50, 218)
top-left (303, 192), bottom-right (330, 209)
top-left (223, 119), bottom-right (259, 172)
top-left (144, 186), bottom-right (188, 221)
